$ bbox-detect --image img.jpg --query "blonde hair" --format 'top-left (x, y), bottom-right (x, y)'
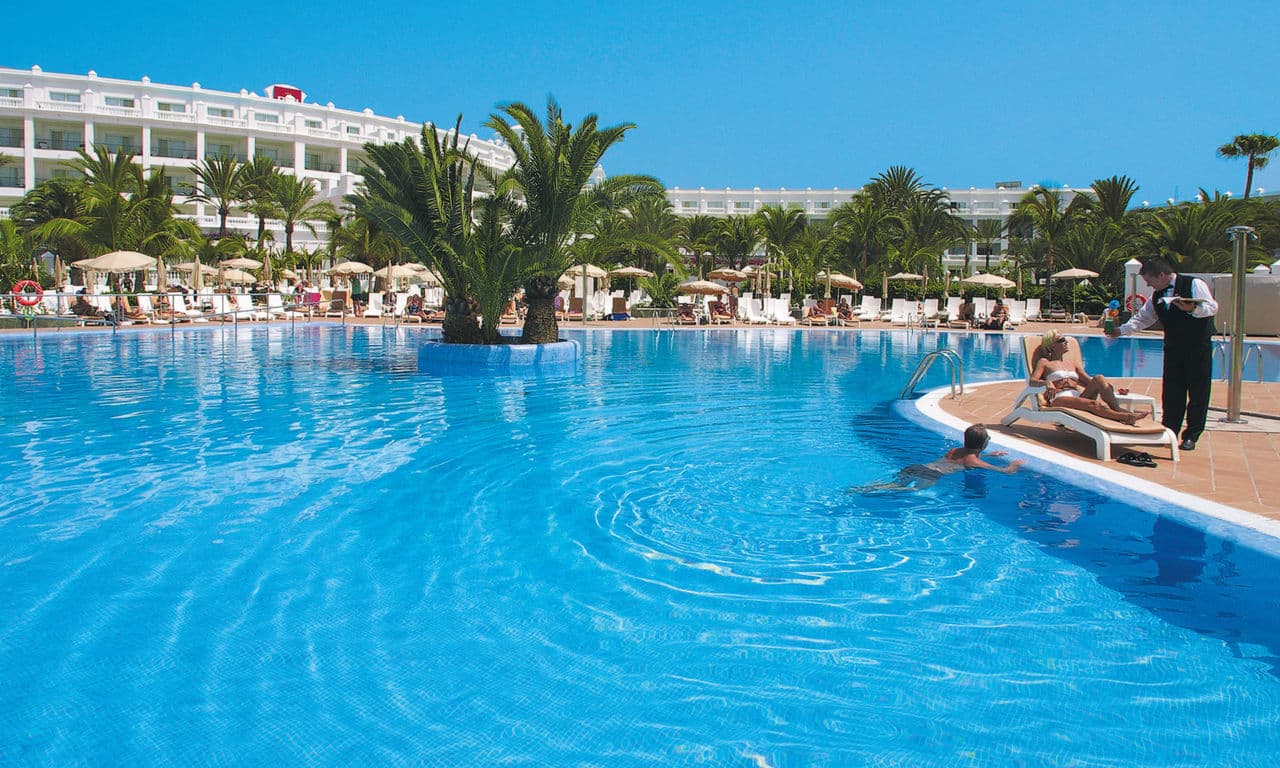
top-left (1040, 331), bottom-right (1063, 352)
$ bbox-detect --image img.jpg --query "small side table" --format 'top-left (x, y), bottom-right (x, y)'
top-left (1116, 392), bottom-right (1161, 421)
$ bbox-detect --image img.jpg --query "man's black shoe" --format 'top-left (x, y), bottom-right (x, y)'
top-left (1179, 439), bottom-right (1196, 451)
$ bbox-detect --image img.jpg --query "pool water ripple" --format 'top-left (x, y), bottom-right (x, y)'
top-left (2, 326), bottom-right (1280, 765)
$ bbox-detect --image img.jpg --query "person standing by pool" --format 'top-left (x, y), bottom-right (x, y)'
top-left (1106, 258), bottom-right (1218, 451)
top-left (849, 424), bottom-right (1023, 492)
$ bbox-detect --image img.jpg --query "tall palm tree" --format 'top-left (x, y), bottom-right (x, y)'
top-left (828, 193), bottom-right (894, 279)
top-left (485, 98), bottom-right (640, 343)
top-left (1217, 133), bottom-right (1279, 199)
top-left (1139, 195), bottom-right (1241, 272)
top-left (190, 155), bottom-right (247, 239)
top-left (754, 205), bottom-right (806, 295)
top-left (10, 178), bottom-right (89, 263)
top-left (1008, 186), bottom-right (1087, 307)
top-left (241, 156), bottom-right (283, 251)
top-left (273, 174), bottom-right (335, 262)
top-left (710, 215), bottom-right (760, 271)
top-left (971, 218), bottom-right (1005, 273)
top-left (678, 214), bottom-right (720, 275)
top-left (1085, 175), bottom-right (1139, 222)
top-left (354, 118), bottom-right (498, 343)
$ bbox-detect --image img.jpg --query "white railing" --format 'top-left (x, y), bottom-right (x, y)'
top-left (154, 111), bottom-right (195, 123)
top-left (305, 127), bottom-right (340, 139)
top-left (252, 121), bottom-right (291, 134)
top-left (35, 100), bottom-right (84, 113)
top-left (0, 97), bottom-right (23, 108)
top-left (99, 106), bottom-right (140, 118)
top-left (207, 116), bottom-right (247, 128)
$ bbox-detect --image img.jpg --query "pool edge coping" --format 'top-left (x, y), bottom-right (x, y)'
top-left (910, 380), bottom-right (1280, 549)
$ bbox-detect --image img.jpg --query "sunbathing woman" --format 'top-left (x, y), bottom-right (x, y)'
top-left (837, 299), bottom-right (856, 323)
top-left (850, 424), bottom-right (1023, 492)
top-left (1030, 331), bottom-right (1149, 425)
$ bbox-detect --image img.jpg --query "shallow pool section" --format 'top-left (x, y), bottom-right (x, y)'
top-left (2, 326), bottom-right (1279, 766)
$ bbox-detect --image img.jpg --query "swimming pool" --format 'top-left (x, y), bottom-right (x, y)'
top-left (2, 326), bottom-right (1279, 765)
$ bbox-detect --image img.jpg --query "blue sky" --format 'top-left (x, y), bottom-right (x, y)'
top-left (7, 1), bottom-right (1279, 203)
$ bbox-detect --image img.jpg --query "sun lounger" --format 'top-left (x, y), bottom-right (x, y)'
top-left (1001, 334), bottom-right (1179, 461)
top-left (1024, 298), bottom-right (1042, 322)
top-left (362, 293), bottom-right (385, 318)
top-left (919, 298), bottom-right (940, 327)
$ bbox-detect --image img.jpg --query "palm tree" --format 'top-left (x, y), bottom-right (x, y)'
top-left (10, 178), bottom-right (89, 264)
top-left (273, 174), bottom-right (335, 262)
top-left (241, 156), bottom-right (283, 251)
top-left (828, 193), bottom-right (894, 279)
top-left (1217, 133), bottom-right (1279, 199)
top-left (485, 98), bottom-right (639, 343)
top-left (190, 155), bottom-right (247, 239)
top-left (971, 218), bottom-right (1005, 273)
top-left (678, 214), bottom-right (720, 275)
top-left (354, 118), bottom-right (517, 343)
top-left (754, 205), bottom-right (806, 296)
top-left (1139, 195), bottom-right (1241, 272)
top-left (710, 215), bottom-right (760, 271)
top-left (1008, 186), bottom-right (1087, 308)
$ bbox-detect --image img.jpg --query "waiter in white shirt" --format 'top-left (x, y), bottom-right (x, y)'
top-left (1105, 258), bottom-right (1218, 451)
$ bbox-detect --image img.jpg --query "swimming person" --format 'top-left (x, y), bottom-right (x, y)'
top-left (849, 424), bottom-right (1023, 492)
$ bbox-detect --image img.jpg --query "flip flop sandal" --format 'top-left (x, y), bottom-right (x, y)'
top-left (1118, 452), bottom-right (1157, 468)
top-left (1136, 452), bottom-right (1158, 468)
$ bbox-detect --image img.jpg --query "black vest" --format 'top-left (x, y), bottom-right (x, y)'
top-left (1152, 274), bottom-right (1215, 350)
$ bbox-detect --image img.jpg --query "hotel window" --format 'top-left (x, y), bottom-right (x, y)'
top-left (0, 126), bottom-right (21, 147)
top-left (346, 126), bottom-right (360, 135)
top-left (105, 96), bottom-right (136, 108)
top-left (157, 102), bottom-right (186, 113)
top-left (734, 201), bottom-right (751, 210)
top-left (207, 107), bottom-right (234, 119)
top-left (1, 88), bottom-right (21, 99)
top-left (103, 133), bottom-right (137, 153)
top-left (681, 201), bottom-right (698, 210)
top-left (255, 113), bottom-right (279, 124)
top-left (206, 142), bottom-right (233, 158)
top-left (49, 91), bottom-right (81, 103)
top-left (305, 119), bottom-right (323, 129)
top-left (256, 147), bottom-right (280, 163)
top-left (816, 201), bottom-right (830, 209)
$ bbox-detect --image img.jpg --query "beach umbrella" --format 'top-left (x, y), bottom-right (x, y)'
top-left (557, 274), bottom-right (576, 290)
top-left (609, 266), bottom-right (655, 278)
top-left (886, 272), bottom-right (924, 281)
top-left (960, 273), bottom-right (1016, 288)
top-left (707, 268), bottom-right (749, 282)
top-left (221, 267), bottom-right (256, 284)
top-left (676, 279), bottom-right (727, 296)
top-left (960, 272), bottom-right (1016, 298)
top-left (221, 257), bottom-right (263, 270)
top-left (1051, 268), bottom-right (1100, 316)
top-left (326, 261), bottom-right (374, 283)
top-left (75, 250), bottom-right (157, 273)
top-left (374, 264), bottom-right (419, 280)
top-left (278, 268), bottom-right (299, 280)
top-left (816, 271), bottom-right (862, 291)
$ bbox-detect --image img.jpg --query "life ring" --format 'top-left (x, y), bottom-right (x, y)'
top-left (12, 280), bottom-right (43, 308)
top-left (1125, 294), bottom-right (1146, 313)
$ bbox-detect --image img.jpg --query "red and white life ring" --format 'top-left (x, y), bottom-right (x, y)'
top-left (1125, 294), bottom-right (1146, 313)
top-left (12, 280), bottom-right (43, 308)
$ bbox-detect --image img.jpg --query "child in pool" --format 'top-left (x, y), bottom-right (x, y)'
top-left (850, 424), bottom-right (1024, 492)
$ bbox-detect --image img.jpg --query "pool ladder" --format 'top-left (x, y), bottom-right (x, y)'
top-left (900, 349), bottom-right (965, 399)
top-left (1212, 342), bottom-right (1265, 383)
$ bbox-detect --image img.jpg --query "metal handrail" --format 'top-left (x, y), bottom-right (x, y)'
top-left (1215, 342), bottom-right (1264, 383)
top-left (900, 348), bottom-right (965, 399)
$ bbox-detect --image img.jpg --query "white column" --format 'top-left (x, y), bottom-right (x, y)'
top-left (339, 146), bottom-right (348, 175)
top-left (294, 140), bottom-right (305, 173)
top-left (22, 113), bottom-right (35, 191)
top-left (245, 134), bottom-right (256, 161)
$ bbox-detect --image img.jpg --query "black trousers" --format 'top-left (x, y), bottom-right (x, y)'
top-left (1161, 345), bottom-right (1213, 442)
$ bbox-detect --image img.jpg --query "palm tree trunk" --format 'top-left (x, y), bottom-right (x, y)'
top-left (1245, 160), bottom-right (1255, 200)
top-left (521, 275), bottom-right (560, 344)
top-left (441, 295), bottom-right (483, 344)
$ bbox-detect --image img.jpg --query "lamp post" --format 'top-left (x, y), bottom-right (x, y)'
top-left (1224, 226), bottom-right (1256, 423)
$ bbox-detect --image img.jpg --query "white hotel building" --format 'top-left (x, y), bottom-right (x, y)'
top-left (0, 66), bottom-right (1079, 268)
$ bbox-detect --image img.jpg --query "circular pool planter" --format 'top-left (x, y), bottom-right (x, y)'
top-left (418, 338), bottom-right (581, 375)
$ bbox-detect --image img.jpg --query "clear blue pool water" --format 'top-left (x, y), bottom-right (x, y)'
top-left (2, 326), bottom-right (1280, 766)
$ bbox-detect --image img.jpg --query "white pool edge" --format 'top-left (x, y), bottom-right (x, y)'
top-left (908, 381), bottom-right (1280, 552)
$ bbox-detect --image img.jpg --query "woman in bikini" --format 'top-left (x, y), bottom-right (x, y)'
top-left (1030, 331), bottom-right (1149, 425)
top-left (850, 424), bottom-right (1023, 492)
